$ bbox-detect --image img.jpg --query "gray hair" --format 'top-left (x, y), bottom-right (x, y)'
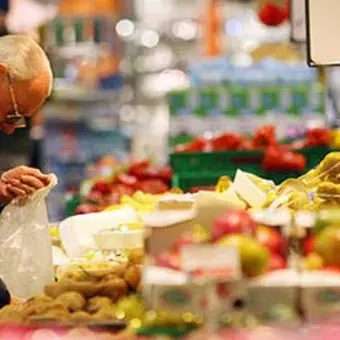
top-left (0, 34), bottom-right (53, 94)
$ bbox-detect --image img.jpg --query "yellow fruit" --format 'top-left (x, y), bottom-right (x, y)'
top-left (50, 226), bottom-right (59, 238)
top-left (315, 226), bottom-right (340, 265)
top-left (304, 253), bottom-right (324, 270)
top-left (217, 235), bottom-right (269, 277)
top-left (104, 203), bottom-right (125, 211)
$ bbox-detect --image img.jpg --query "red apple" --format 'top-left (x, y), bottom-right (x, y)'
top-left (212, 210), bottom-right (256, 241)
top-left (154, 252), bottom-right (181, 271)
top-left (303, 236), bottom-right (315, 255)
top-left (267, 253), bottom-right (286, 272)
top-left (256, 226), bottom-right (285, 255)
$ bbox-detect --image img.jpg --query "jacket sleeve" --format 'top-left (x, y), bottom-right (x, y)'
top-left (0, 278), bottom-right (11, 309)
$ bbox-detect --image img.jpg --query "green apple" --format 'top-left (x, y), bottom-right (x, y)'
top-left (217, 234), bottom-right (270, 277)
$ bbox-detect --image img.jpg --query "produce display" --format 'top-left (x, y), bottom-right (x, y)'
top-left (150, 210), bottom-right (286, 278)
top-left (74, 160), bottom-right (173, 215)
top-left (0, 251), bottom-right (143, 325)
top-left (174, 126), bottom-right (331, 172)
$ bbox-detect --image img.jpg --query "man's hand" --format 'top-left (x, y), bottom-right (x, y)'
top-left (0, 166), bottom-right (50, 204)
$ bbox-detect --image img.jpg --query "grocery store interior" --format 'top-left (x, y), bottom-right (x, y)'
top-left (2, 0), bottom-right (340, 339)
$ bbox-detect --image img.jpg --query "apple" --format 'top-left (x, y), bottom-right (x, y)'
top-left (315, 227), bottom-right (340, 265)
top-left (256, 226), bottom-right (285, 255)
top-left (304, 252), bottom-right (324, 270)
top-left (212, 210), bottom-right (256, 241)
top-left (154, 252), bottom-right (181, 271)
top-left (303, 235), bottom-right (315, 255)
top-left (217, 234), bottom-right (269, 277)
top-left (267, 253), bottom-right (286, 272)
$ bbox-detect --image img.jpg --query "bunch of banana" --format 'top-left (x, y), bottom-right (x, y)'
top-left (105, 191), bottom-right (167, 212)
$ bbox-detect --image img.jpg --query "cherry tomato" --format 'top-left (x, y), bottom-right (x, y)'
top-left (111, 184), bottom-right (135, 197)
top-left (116, 174), bottom-right (138, 187)
top-left (211, 133), bottom-right (242, 151)
top-left (127, 160), bottom-right (151, 177)
top-left (92, 181), bottom-right (112, 195)
top-left (138, 179), bottom-right (169, 194)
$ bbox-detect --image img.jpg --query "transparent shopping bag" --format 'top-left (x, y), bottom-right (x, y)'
top-left (0, 175), bottom-right (57, 298)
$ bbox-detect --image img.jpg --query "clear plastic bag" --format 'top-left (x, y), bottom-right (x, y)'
top-left (0, 175), bottom-right (57, 298)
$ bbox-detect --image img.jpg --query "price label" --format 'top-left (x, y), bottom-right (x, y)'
top-left (181, 245), bottom-right (241, 280)
top-left (306, 0), bottom-right (340, 66)
top-left (291, 0), bottom-right (306, 43)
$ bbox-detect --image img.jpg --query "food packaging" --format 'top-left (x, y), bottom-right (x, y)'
top-left (0, 175), bottom-right (57, 298)
top-left (58, 207), bottom-right (138, 258)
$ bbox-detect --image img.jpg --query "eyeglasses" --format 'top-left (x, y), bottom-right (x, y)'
top-left (4, 74), bottom-right (26, 129)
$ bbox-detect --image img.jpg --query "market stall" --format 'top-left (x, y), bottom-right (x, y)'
top-left (3, 0), bottom-right (340, 339)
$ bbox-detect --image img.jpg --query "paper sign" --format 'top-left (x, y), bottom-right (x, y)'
top-left (290, 0), bottom-right (306, 43)
top-left (181, 245), bottom-right (241, 280)
top-left (306, 0), bottom-right (340, 66)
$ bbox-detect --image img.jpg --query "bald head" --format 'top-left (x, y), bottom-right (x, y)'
top-left (0, 34), bottom-right (53, 134)
top-left (0, 34), bottom-right (52, 93)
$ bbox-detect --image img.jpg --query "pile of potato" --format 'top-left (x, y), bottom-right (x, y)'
top-left (0, 250), bottom-right (143, 324)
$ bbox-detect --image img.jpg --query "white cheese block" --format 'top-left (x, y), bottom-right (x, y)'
top-left (232, 169), bottom-right (268, 208)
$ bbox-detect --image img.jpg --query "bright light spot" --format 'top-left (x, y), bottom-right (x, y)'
top-left (172, 20), bottom-right (198, 40)
top-left (141, 30), bottom-right (159, 48)
top-left (225, 19), bottom-right (242, 37)
top-left (116, 19), bottom-right (135, 37)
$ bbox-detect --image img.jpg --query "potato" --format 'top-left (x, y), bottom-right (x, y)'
top-left (45, 280), bottom-right (101, 299)
top-left (128, 248), bottom-right (144, 265)
top-left (71, 311), bottom-right (93, 322)
top-left (56, 292), bottom-right (86, 312)
top-left (124, 265), bottom-right (141, 290)
top-left (99, 278), bottom-right (128, 302)
top-left (87, 297), bottom-right (112, 314)
top-left (0, 305), bottom-right (24, 323)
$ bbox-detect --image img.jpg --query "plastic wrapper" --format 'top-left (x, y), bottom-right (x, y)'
top-left (0, 175), bottom-right (57, 298)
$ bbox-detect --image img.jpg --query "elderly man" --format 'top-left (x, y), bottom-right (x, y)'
top-left (0, 34), bottom-right (53, 307)
top-left (0, 35), bottom-right (52, 207)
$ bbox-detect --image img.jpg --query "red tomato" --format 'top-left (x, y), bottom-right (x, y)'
top-left (75, 203), bottom-right (100, 215)
top-left (138, 179), bottom-right (169, 194)
top-left (111, 184), bottom-right (135, 197)
top-left (86, 190), bottom-right (104, 205)
top-left (174, 137), bottom-right (207, 153)
top-left (92, 181), bottom-right (112, 195)
top-left (211, 133), bottom-right (242, 151)
top-left (116, 174), bottom-right (138, 187)
top-left (127, 160), bottom-right (151, 177)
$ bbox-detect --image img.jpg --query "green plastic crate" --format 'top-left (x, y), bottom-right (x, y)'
top-left (170, 147), bottom-right (332, 192)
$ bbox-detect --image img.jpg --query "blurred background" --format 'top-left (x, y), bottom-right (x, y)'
top-left (0, 0), bottom-right (336, 220)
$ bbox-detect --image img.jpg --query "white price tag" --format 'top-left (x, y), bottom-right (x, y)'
top-left (306, 0), bottom-right (340, 65)
top-left (291, 0), bottom-right (306, 43)
top-left (181, 245), bottom-right (241, 280)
